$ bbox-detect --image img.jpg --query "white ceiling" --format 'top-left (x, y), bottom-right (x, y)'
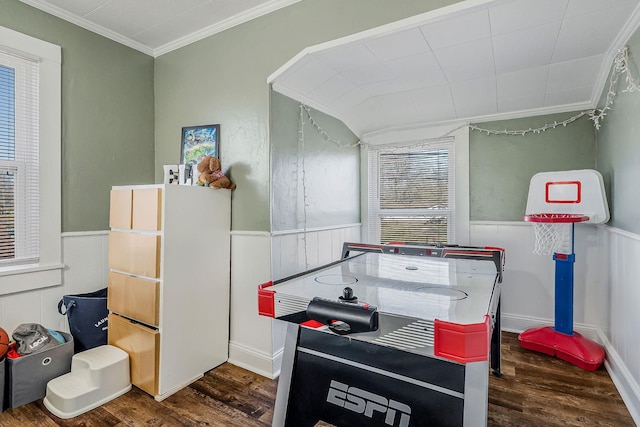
top-left (18, 0), bottom-right (640, 139)
top-left (19, 0), bottom-right (301, 57)
top-left (269, 0), bottom-right (640, 140)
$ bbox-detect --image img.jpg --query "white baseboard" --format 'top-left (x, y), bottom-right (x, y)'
top-left (501, 313), bottom-right (600, 342)
top-left (598, 330), bottom-right (640, 426)
top-left (227, 341), bottom-right (281, 380)
top-left (503, 313), bottom-right (639, 425)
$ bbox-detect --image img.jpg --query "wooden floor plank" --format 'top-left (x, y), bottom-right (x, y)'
top-left (0, 332), bottom-right (634, 426)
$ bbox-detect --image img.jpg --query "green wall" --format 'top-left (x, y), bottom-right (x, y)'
top-left (270, 92), bottom-right (360, 231)
top-left (154, 0), bottom-right (462, 231)
top-left (596, 28), bottom-right (640, 234)
top-left (1, 0), bottom-right (155, 232)
top-left (5, 0), bottom-right (609, 231)
top-left (470, 113), bottom-right (596, 221)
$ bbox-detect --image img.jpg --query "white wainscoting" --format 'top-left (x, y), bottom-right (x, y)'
top-left (266, 224), bottom-right (361, 377)
top-left (471, 221), bottom-right (639, 425)
top-left (599, 226), bottom-right (640, 424)
top-left (271, 224), bottom-right (362, 280)
top-left (470, 221), bottom-right (603, 336)
top-left (13, 225), bottom-right (635, 423)
top-left (228, 231), bottom-right (274, 378)
top-left (0, 232), bottom-right (108, 338)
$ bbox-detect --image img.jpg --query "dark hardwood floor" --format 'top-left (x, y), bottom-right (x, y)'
top-left (0, 332), bottom-right (634, 426)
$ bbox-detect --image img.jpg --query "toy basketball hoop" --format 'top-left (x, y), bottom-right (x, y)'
top-left (524, 213), bottom-right (589, 255)
top-left (519, 170), bottom-right (610, 371)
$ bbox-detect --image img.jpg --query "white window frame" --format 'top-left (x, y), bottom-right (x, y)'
top-left (368, 138), bottom-right (455, 244)
top-left (1, 51), bottom-right (37, 264)
top-left (361, 125), bottom-right (469, 246)
top-left (0, 26), bottom-right (62, 294)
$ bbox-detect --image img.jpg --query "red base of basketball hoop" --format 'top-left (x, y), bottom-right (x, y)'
top-left (520, 170), bottom-right (610, 371)
top-left (518, 327), bottom-right (605, 371)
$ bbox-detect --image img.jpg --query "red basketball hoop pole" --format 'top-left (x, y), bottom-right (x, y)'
top-left (519, 213), bottom-right (605, 371)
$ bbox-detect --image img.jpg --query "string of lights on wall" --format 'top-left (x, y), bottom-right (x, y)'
top-left (300, 104), bottom-right (361, 147)
top-left (293, 46), bottom-right (638, 268)
top-left (298, 104), bottom-right (310, 268)
top-left (299, 46), bottom-right (640, 143)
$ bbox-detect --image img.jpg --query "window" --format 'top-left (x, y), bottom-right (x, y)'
top-left (0, 52), bottom-right (39, 265)
top-left (369, 138), bottom-right (455, 244)
top-left (364, 126), bottom-right (469, 246)
top-left (0, 25), bottom-right (62, 294)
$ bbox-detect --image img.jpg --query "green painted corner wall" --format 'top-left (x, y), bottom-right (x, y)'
top-left (6, 0), bottom-right (622, 232)
top-left (470, 113), bottom-right (596, 221)
top-left (153, 0), bottom-right (462, 232)
top-left (270, 92), bottom-right (360, 231)
top-left (1, 0), bottom-right (155, 232)
top-left (596, 26), bottom-right (640, 234)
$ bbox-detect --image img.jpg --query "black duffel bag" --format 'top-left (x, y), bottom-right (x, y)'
top-left (57, 288), bottom-right (108, 353)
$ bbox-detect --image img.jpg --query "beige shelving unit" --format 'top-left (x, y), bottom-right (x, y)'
top-left (107, 184), bottom-right (231, 401)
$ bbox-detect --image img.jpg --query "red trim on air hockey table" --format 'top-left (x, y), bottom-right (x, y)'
top-left (434, 315), bottom-right (491, 363)
top-left (258, 281), bottom-right (275, 318)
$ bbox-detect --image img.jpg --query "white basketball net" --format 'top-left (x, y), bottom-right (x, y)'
top-left (531, 222), bottom-right (573, 255)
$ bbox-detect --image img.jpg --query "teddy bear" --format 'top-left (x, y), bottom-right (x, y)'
top-left (196, 156), bottom-right (236, 190)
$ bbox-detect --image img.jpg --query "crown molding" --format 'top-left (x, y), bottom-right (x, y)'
top-left (19, 0), bottom-right (154, 56)
top-left (153, 0), bottom-right (301, 57)
top-left (19, 0), bottom-right (301, 58)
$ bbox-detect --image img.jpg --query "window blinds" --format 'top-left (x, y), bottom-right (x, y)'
top-left (368, 138), bottom-right (455, 245)
top-left (0, 52), bottom-right (39, 265)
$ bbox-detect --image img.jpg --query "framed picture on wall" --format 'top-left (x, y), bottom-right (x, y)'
top-left (180, 124), bottom-right (220, 170)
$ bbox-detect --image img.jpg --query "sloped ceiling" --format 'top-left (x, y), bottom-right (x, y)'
top-left (269, 0), bottom-right (640, 139)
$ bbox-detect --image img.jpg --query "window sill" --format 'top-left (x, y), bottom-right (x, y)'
top-left (0, 263), bottom-right (64, 296)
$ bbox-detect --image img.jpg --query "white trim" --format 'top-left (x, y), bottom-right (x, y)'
top-left (19, 0), bottom-right (302, 58)
top-left (0, 25), bottom-right (62, 293)
top-left (271, 223), bottom-right (361, 236)
top-left (471, 220), bottom-right (604, 228)
top-left (469, 220), bottom-right (604, 229)
top-left (600, 224), bottom-right (640, 241)
top-left (62, 230), bottom-right (109, 237)
top-left (268, 0), bottom-right (495, 85)
top-left (270, 82), bottom-right (364, 135)
top-left (0, 25), bottom-right (61, 62)
top-left (0, 263), bottom-right (63, 295)
top-left (500, 313), bottom-right (601, 342)
top-left (267, 0), bottom-right (495, 138)
top-left (363, 125), bottom-right (469, 246)
top-left (0, 262), bottom-right (64, 277)
top-left (364, 123), bottom-right (462, 146)
top-left (267, 0), bottom-right (639, 138)
top-left (153, 374), bottom-right (203, 403)
top-left (421, 101), bottom-right (594, 129)
top-left (502, 311), bottom-right (640, 425)
top-left (154, 0), bottom-right (301, 57)
top-left (230, 230), bottom-right (271, 237)
top-left (17, 0), bottom-right (154, 56)
top-left (471, 220), bottom-right (531, 227)
top-left (600, 330), bottom-right (640, 425)
top-left (275, 93), bottom-right (593, 141)
top-left (228, 340), bottom-right (281, 380)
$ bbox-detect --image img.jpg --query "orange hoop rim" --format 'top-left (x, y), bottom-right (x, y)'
top-left (524, 213), bottom-right (590, 223)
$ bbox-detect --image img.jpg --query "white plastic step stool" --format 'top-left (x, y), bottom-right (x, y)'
top-left (43, 345), bottom-right (131, 418)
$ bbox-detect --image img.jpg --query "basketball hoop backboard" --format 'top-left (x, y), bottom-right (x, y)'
top-left (525, 169), bottom-right (609, 224)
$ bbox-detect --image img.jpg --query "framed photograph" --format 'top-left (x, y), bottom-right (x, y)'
top-left (180, 124), bottom-right (220, 170)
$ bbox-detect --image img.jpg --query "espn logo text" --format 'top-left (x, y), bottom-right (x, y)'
top-left (326, 380), bottom-right (411, 427)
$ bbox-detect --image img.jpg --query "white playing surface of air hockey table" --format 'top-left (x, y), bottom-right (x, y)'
top-left (258, 242), bottom-right (504, 427)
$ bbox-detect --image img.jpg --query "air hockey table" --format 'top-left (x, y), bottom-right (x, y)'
top-left (258, 242), bottom-right (504, 427)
